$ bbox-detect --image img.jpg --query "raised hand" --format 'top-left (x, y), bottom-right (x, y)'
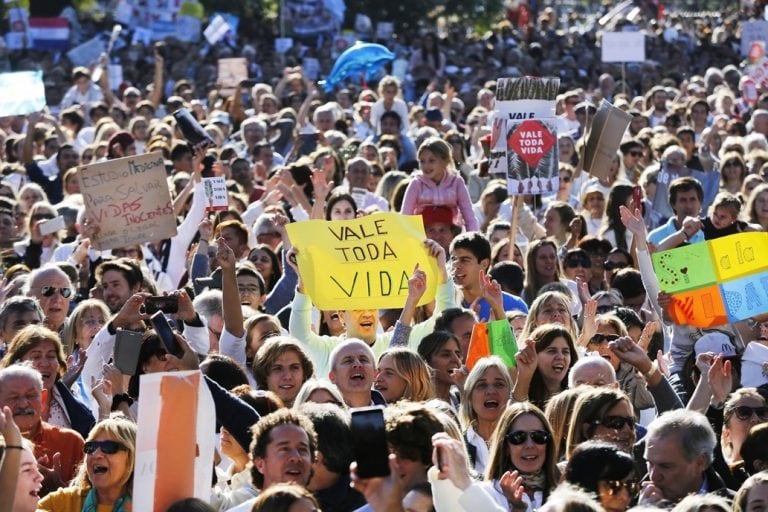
top-left (216, 236), bottom-right (236, 270)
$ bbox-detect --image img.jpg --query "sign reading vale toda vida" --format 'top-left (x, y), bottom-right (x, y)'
top-left (286, 213), bottom-right (439, 310)
top-left (77, 151), bottom-right (177, 250)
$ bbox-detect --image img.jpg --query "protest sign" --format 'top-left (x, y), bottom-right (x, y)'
top-left (202, 176), bottom-right (228, 211)
top-left (204, 14), bottom-right (230, 45)
top-left (66, 35), bottom-right (105, 67)
top-left (77, 152), bottom-right (177, 250)
top-left (492, 77), bottom-right (560, 195)
top-left (286, 213), bottom-right (439, 310)
top-left (652, 232), bottom-right (768, 327)
top-left (134, 371), bottom-right (215, 512)
top-left (5, 8), bottom-right (29, 50)
top-left (583, 100), bottom-right (633, 180)
top-left (601, 32), bottom-right (645, 62)
top-left (742, 20), bottom-right (768, 56)
top-left (0, 71), bottom-right (45, 117)
top-left (217, 57), bottom-right (247, 96)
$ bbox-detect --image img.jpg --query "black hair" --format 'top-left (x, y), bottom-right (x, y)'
top-left (450, 231), bottom-right (491, 265)
top-left (564, 441), bottom-right (635, 494)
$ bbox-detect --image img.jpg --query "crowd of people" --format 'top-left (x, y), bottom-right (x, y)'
top-left (1, 1), bottom-right (768, 512)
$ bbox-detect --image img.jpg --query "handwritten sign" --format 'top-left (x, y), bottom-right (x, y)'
top-left (653, 232), bottom-right (768, 327)
top-left (286, 213), bottom-right (439, 310)
top-left (134, 371), bottom-right (214, 511)
top-left (601, 32), bottom-right (645, 63)
top-left (77, 152), bottom-right (177, 250)
top-left (202, 176), bottom-right (228, 211)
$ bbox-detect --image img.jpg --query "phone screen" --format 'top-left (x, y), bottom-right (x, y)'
top-left (150, 311), bottom-right (183, 358)
top-left (350, 406), bottom-right (390, 478)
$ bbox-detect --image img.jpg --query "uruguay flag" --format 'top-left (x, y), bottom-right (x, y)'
top-left (28, 17), bottom-right (70, 51)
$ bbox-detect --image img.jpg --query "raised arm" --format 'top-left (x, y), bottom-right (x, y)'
top-left (217, 237), bottom-right (244, 338)
top-left (148, 48), bottom-right (165, 108)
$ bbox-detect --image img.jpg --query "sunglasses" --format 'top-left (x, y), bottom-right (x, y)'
top-left (560, 176), bottom-right (571, 183)
top-left (589, 333), bottom-right (619, 344)
top-left (604, 261), bottom-right (629, 272)
top-left (84, 440), bottom-right (128, 455)
top-left (732, 405), bottom-right (768, 421)
top-left (595, 305), bottom-right (618, 314)
top-left (629, 151), bottom-right (643, 157)
top-left (603, 480), bottom-right (640, 495)
top-left (594, 415), bottom-right (635, 430)
top-left (505, 430), bottom-right (550, 445)
top-left (565, 257), bottom-right (591, 269)
top-left (39, 286), bottom-right (73, 298)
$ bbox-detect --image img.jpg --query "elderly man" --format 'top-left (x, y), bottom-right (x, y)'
top-left (25, 265), bottom-right (73, 334)
top-left (0, 365), bottom-right (84, 494)
top-left (342, 157), bottom-right (389, 212)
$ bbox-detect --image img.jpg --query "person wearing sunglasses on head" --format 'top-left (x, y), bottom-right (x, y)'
top-left (565, 441), bottom-right (638, 512)
top-left (25, 265), bottom-right (74, 335)
top-left (482, 402), bottom-right (559, 511)
top-left (38, 415), bottom-right (136, 511)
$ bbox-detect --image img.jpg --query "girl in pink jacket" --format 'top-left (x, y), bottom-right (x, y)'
top-left (402, 137), bottom-right (479, 231)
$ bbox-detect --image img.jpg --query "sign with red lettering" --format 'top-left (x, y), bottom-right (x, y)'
top-left (507, 120), bottom-right (556, 167)
top-left (77, 151), bottom-right (177, 250)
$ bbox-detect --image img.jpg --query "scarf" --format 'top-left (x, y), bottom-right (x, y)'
top-left (520, 468), bottom-right (547, 492)
top-left (81, 488), bottom-right (131, 512)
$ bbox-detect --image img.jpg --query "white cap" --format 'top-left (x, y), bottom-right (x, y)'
top-left (694, 332), bottom-right (737, 358)
top-left (741, 342), bottom-right (768, 388)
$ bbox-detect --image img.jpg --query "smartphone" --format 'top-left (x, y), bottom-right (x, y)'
top-left (350, 406), bottom-right (390, 478)
top-left (144, 296), bottom-right (179, 315)
top-left (149, 311), bottom-right (183, 358)
top-left (240, 78), bottom-right (258, 88)
top-left (632, 185), bottom-right (642, 210)
top-left (436, 444), bottom-right (444, 472)
top-left (38, 215), bottom-right (66, 236)
top-left (114, 329), bottom-right (143, 375)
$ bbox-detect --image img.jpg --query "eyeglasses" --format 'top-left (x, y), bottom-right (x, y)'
top-left (589, 333), bottom-right (619, 345)
top-left (603, 480), bottom-right (640, 495)
top-left (38, 287), bottom-right (73, 298)
top-left (84, 440), bottom-right (128, 455)
top-left (593, 415), bottom-right (635, 430)
top-left (732, 405), bottom-right (768, 421)
top-left (565, 256), bottom-right (591, 269)
top-left (505, 430), bottom-right (550, 445)
top-left (629, 151), bottom-right (643, 157)
top-left (604, 261), bottom-right (629, 271)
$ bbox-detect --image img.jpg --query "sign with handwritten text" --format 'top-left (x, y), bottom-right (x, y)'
top-left (77, 152), bottom-right (177, 250)
top-left (286, 213), bottom-right (438, 310)
top-left (652, 232), bottom-right (768, 327)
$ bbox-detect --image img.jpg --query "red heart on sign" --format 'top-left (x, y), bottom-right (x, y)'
top-left (507, 119), bottom-right (556, 168)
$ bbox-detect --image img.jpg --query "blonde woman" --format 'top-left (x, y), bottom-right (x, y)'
top-left (374, 347), bottom-right (434, 403)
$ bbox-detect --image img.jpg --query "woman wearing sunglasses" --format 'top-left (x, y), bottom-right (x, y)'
top-left (564, 441), bottom-right (638, 512)
top-left (716, 388), bottom-right (768, 489)
top-left (564, 387), bottom-right (636, 460)
top-left (483, 402), bottom-right (558, 511)
top-left (1, 324), bottom-right (95, 438)
top-left (38, 415), bottom-right (136, 511)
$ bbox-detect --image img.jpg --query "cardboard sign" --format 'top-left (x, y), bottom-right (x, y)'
top-left (0, 71), bottom-right (45, 117)
top-left (653, 232), bottom-right (768, 327)
top-left (202, 176), bottom-right (228, 211)
top-left (583, 99), bottom-right (632, 180)
top-left (133, 371), bottom-right (215, 512)
top-left (601, 32), bottom-right (645, 63)
top-left (286, 213), bottom-right (439, 310)
top-left (217, 57), bottom-right (247, 96)
top-left (77, 152), bottom-right (177, 250)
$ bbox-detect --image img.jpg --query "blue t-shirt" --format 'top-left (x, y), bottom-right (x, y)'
top-left (463, 292), bottom-right (528, 322)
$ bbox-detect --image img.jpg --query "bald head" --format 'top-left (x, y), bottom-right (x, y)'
top-left (568, 355), bottom-right (617, 388)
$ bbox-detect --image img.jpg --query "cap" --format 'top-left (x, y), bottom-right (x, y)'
top-left (741, 342), bottom-right (768, 388)
top-left (72, 66), bottom-right (91, 80)
top-left (694, 332), bottom-right (737, 358)
top-left (123, 86), bottom-right (141, 98)
top-left (575, 101), bottom-right (597, 113)
top-left (425, 108), bottom-right (443, 123)
top-left (421, 205), bottom-right (457, 228)
top-left (210, 112), bottom-right (231, 126)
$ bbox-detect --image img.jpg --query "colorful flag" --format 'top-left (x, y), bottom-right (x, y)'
top-left (466, 319), bottom-right (518, 370)
top-left (28, 17), bottom-right (70, 51)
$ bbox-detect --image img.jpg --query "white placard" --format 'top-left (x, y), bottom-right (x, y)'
top-left (203, 14), bottom-right (230, 45)
top-left (601, 32), bottom-right (646, 63)
top-left (202, 176), bottom-right (228, 211)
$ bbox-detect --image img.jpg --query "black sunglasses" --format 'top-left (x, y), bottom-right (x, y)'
top-left (565, 256), bottom-right (591, 269)
top-left (40, 286), bottom-right (72, 298)
top-left (589, 333), bottom-right (619, 344)
top-left (604, 480), bottom-right (640, 495)
top-left (595, 305), bottom-right (618, 314)
top-left (594, 415), bottom-right (635, 430)
top-left (733, 405), bottom-right (768, 421)
top-left (84, 440), bottom-right (128, 455)
top-left (629, 151), bottom-right (643, 157)
top-left (604, 261), bottom-right (629, 271)
top-left (505, 430), bottom-right (550, 445)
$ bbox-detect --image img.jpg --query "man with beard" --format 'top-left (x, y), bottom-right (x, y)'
top-left (94, 258), bottom-right (143, 314)
top-left (22, 112), bottom-right (79, 205)
top-left (0, 365), bottom-right (84, 495)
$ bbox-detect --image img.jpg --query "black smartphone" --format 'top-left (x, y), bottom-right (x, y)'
top-left (436, 444), bottom-right (444, 472)
top-left (150, 311), bottom-right (183, 358)
top-left (114, 329), bottom-right (143, 376)
top-left (350, 406), bottom-right (390, 478)
top-left (144, 296), bottom-right (179, 315)
top-left (240, 78), bottom-right (258, 88)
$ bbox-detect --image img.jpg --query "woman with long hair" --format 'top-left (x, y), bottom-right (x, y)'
top-left (522, 240), bottom-right (562, 305)
top-left (374, 347), bottom-right (434, 403)
top-left (600, 184), bottom-right (635, 251)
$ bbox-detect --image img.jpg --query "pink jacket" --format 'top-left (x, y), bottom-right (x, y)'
top-left (402, 171), bottom-right (479, 231)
